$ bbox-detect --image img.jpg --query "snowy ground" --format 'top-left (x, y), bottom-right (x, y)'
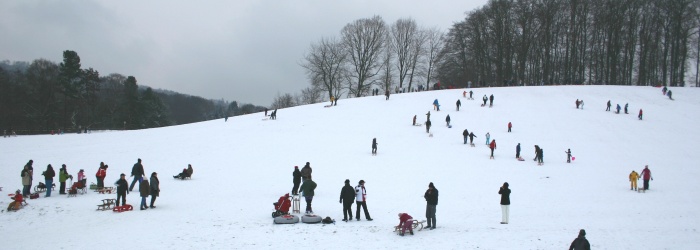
top-left (1, 86), bottom-right (699, 250)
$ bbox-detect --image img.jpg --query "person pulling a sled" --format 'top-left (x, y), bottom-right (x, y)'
top-left (396, 213), bottom-right (414, 236)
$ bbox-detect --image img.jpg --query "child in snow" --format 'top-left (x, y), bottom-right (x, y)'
top-left (507, 122), bottom-right (512, 132)
top-left (396, 213), bottom-right (414, 236)
top-left (565, 149), bottom-right (572, 163)
top-left (489, 140), bottom-right (497, 158)
top-left (629, 170), bottom-right (639, 191)
top-left (469, 132), bottom-right (477, 144)
top-left (569, 229), bottom-right (591, 250)
top-left (433, 99), bottom-right (440, 111)
top-left (485, 132), bottom-right (490, 145)
top-left (446, 115), bottom-right (451, 127)
top-left (482, 95), bottom-right (488, 106)
top-left (638, 109), bottom-right (643, 120)
top-left (7, 190), bottom-right (23, 211)
top-left (616, 104), bottom-right (621, 114)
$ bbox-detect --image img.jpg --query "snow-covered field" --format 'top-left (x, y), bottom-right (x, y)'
top-left (1, 86), bottom-right (698, 249)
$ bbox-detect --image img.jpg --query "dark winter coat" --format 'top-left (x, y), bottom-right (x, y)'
top-left (424, 188), bottom-right (439, 206)
top-left (139, 179), bottom-right (150, 198)
top-left (425, 120), bottom-right (432, 128)
top-left (469, 132), bottom-right (476, 140)
top-left (150, 175), bottom-right (160, 197)
top-left (299, 179), bottom-right (317, 197)
top-left (131, 162), bottom-right (144, 178)
top-left (372, 139), bottom-right (377, 149)
top-left (301, 165), bottom-right (312, 179)
top-left (339, 184), bottom-right (355, 203)
top-left (516, 144), bottom-right (521, 154)
top-left (43, 165), bottom-right (56, 181)
top-left (116, 178), bottom-right (129, 194)
top-left (499, 185), bottom-right (511, 205)
top-left (293, 169), bottom-right (301, 184)
top-left (569, 236), bottom-right (591, 250)
top-left (463, 129), bottom-right (469, 137)
top-left (446, 115), bottom-right (451, 122)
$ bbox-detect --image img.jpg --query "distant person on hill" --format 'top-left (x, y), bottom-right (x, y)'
top-left (21, 165), bottom-right (31, 196)
top-left (575, 99), bottom-right (580, 109)
top-left (507, 122), bottom-right (512, 133)
top-left (606, 100), bottom-right (611, 111)
top-left (538, 147), bottom-right (544, 164)
top-left (115, 173), bottom-right (129, 207)
top-left (468, 132), bottom-right (477, 144)
top-left (565, 149), bottom-right (572, 163)
top-left (516, 143), bottom-right (521, 159)
top-left (638, 109), bottom-right (643, 120)
top-left (624, 103), bottom-right (629, 114)
top-left (489, 94), bottom-right (494, 106)
top-left (292, 166), bottom-right (301, 195)
top-left (339, 179), bottom-right (355, 222)
top-left (425, 120), bottom-right (432, 133)
top-left (463, 90), bottom-right (467, 98)
top-left (371, 138), bottom-right (378, 155)
top-left (385, 90), bottom-right (390, 100)
top-left (662, 86), bottom-right (667, 95)
top-left (433, 99), bottom-right (440, 111)
top-left (482, 95), bottom-right (488, 106)
top-left (424, 182), bottom-right (438, 229)
top-left (616, 104), bottom-right (621, 114)
top-left (413, 115), bottom-right (417, 126)
top-left (568, 229), bottom-right (591, 250)
top-left (456, 99), bottom-right (461, 111)
top-left (485, 132), bottom-right (491, 145)
top-left (667, 90), bottom-right (673, 100)
top-left (445, 115), bottom-right (451, 127)
top-left (173, 168), bottom-right (187, 179)
top-left (499, 182), bottom-right (511, 224)
top-left (469, 90), bottom-right (473, 99)
top-left (489, 140), bottom-right (497, 158)
top-left (463, 129), bottom-right (469, 144)
top-left (425, 111), bottom-right (431, 121)
top-left (264, 108), bottom-right (268, 116)
top-left (629, 170), bottom-right (639, 191)
top-left (580, 100), bottom-right (584, 109)
top-left (641, 165), bottom-right (653, 190)
top-left (301, 162), bottom-right (312, 181)
top-left (533, 145), bottom-right (541, 162)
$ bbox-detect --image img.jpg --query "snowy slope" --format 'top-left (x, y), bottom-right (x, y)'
top-left (1, 86), bottom-right (698, 250)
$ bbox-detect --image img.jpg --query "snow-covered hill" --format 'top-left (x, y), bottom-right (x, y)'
top-left (1, 86), bottom-right (698, 249)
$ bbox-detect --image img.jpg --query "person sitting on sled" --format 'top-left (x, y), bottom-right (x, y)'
top-left (7, 190), bottom-right (24, 211)
top-left (396, 213), bottom-right (414, 236)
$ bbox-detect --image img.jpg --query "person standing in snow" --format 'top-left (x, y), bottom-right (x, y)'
top-left (516, 143), bottom-right (521, 159)
top-left (58, 164), bottom-right (69, 195)
top-left (638, 109), bottom-right (643, 120)
top-left (372, 138), bottom-right (378, 155)
top-left (616, 104), bottom-right (621, 114)
top-left (385, 89), bottom-right (390, 100)
top-left (300, 162), bottom-right (312, 181)
top-left (292, 166), bottom-right (301, 195)
top-left (568, 229), bottom-right (591, 250)
top-left (641, 165), bottom-right (653, 190)
top-left (624, 103), bottom-right (629, 114)
top-left (445, 115), bottom-right (451, 127)
top-left (629, 170), bottom-right (639, 191)
top-left (129, 158), bottom-right (145, 192)
top-left (300, 177), bottom-right (317, 214)
top-left (489, 140), bottom-right (497, 158)
top-left (355, 180), bottom-right (372, 221)
top-left (667, 90), bottom-right (673, 100)
top-left (149, 172), bottom-right (159, 208)
top-left (499, 182), bottom-right (511, 224)
top-left (425, 111), bottom-right (431, 121)
top-left (339, 179), bottom-right (355, 222)
top-left (433, 99), bottom-right (440, 111)
top-left (482, 95), bottom-right (488, 106)
top-left (606, 100), bottom-right (611, 111)
top-left (507, 122), bottom-right (512, 133)
top-left (96, 162), bottom-right (107, 189)
top-left (463, 129), bottom-right (469, 144)
top-left (115, 173), bottom-right (129, 207)
top-left (42, 164), bottom-right (56, 197)
top-left (565, 149), bottom-right (572, 163)
top-left (489, 94), bottom-right (494, 106)
top-left (424, 182), bottom-right (438, 229)
top-left (412, 115), bottom-right (417, 126)
top-left (575, 99), bottom-right (580, 109)
top-left (469, 132), bottom-right (477, 145)
top-left (485, 132), bottom-right (491, 145)
top-left (533, 145), bottom-right (541, 162)
top-left (456, 99), bottom-right (461, 111)
top-left (580, 100), bottom-right (584, 109)
top-left (662, 86), bottom-right (667, 95)
top-left (425, 120), bottom-right (432, 133)
top-left (538, 147), bottom-right (544, 164)
top-left (469, 90), bottom-right (474, 99)
top-left (139, 177), bottom-right (150, 210)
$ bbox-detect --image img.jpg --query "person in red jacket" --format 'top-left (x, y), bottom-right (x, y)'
top-left (95, 162), bottom-right (107, 189)
top-left (641, 165), bottom-right (653, 190)
top-left (638, 109), bottom-right (643, 120)
top-left (7, 190), bottom-right (24, 211)
top-left (489, 140), bottom-right (497, 158)
top-left (396, 213), bottom-right (414, 236)
top-left (507, 122), bottom-right (512, 132)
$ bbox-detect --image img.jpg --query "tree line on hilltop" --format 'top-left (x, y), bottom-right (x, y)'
top-left (0, 51), bottom-right (265, 135)
top-left (282, 0), bottom-right (699, 109)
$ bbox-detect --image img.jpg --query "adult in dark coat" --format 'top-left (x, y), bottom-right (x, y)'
top-left (300, 162), bottom-right (312, 181)
top-left (569, 229), bottom-right (591, 250)
top-left (299, 178), bottom-right (317, 214)
top-left (425, 120), bottom-right (432, 133)
top-left (42, 164), bottom-right (56, 197)
top-left (129, 158), bottom-right (145, 192)
top-left (115, 174), bottom-right (129, 206)
top-left (516, 143), bottom-right (521, 159)
top-left (533, 145), bottom-right (541, 161)
top-left (463, 129), bottom-right (469, 144)
top-left (371, 138), bottom-right (378, 155)
top-left (139, 178), bottom-right (150, 210)
top-left (149, 172), bottom-right (160, 208)
top-left (499, 182), bottom-right (511, 224)
top-left (489, 94), bottom-right (494, 106)
top-left (468, 132), bottom-right (477, 144)
top-left (292, 166), bottom-right (301, 195)
top-left (424, 182), bottom-right (438, 229)
top-left (339, 179), bottom-right (356, 221)
top-left (456, 99), bottom-right (461, 111)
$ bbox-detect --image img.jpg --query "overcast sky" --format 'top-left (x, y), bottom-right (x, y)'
top-left (1, 0), bottom-right (487, 105)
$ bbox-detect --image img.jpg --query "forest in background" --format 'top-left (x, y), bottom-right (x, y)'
top-left (0, 52), bottom-right (265, 135)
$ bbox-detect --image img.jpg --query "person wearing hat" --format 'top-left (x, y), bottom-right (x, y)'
top-left (396, 213), bottom-right (414, 236)
top-left (569, 229), bottom-right (591, 250)
top-left (129, 158), bottom-right (145, 192)
top-left (300, 162), bottom-right (312, 181)
top-left (354, 180), bottom-right (373, 221)
top-left (95, 162), bottom-right (107, 189)
top-left (640, 165), bottom-right (653, 190)
top-left (339, 179), bottom-right (355, 222)
top-left (424, 182), bottom-right (438, 229)
top-left (149, 172), bottom-right (160, 208)
top-left (299, 176), bottom-right (317, 214)
top-left (77, 169), bottom-right (86, 188)
top-left (58, 164), bottom-right (70, 195)
top-left (499, 182), bottom-right (511, 224)
top-left (41, 164), bottom-right (55, 197)
top-left (21, 164), bottom-right (32, 197)
top-left (115, 173), bottom-right (129, 206)
top-left (292, 166), bottom-right (301, 195)
top-left (7, 190), bottom-right (23, 211)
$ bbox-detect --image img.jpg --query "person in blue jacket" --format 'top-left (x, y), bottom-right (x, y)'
top-left (616, 104), bottom-right (621, 114)
top-left (433, 99), bottom-right (440, 111)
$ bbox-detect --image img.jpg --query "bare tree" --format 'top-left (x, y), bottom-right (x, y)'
top-left (341, 15), bottom-right (387, 97)
top-left (390, 18), bottom-right (418, 91)
top-left (421, 27), bottom-right (444, 89)
top-left (299, 86), bottom-right (323, 105)
top-left (271, 93), bottom-right (295, 109)
top-left (302, 37), bottom-right (347, 100)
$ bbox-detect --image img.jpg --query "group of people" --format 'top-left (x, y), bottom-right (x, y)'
top-left (606, 100), bottom-right (643, 120)
top-left (628, 165), bottom-right (654, 191)
top-left (112, 158), bottom-right (161, 210)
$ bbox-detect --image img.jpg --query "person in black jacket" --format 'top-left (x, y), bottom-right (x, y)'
top-left (371, 138), bottom-right (378, 155)
top-left (468, 132), bottom-right (477, 145)
top-left (569, 229), bottom-right (591, 250)
top-left (292, 166), bottom-right (301, 195)
top-left (42, 164), bottom-right (56, 197)
top-left (115, 173), bottom-right (129, 206)
top-left (489, 94), bottom-right (494, 106)
top-left (339, 179), bottom-right (356, 222)
top-left (456, 99), bottom-right (461, 111)
top-left (499, 182), bottom-right (511, 224)
top-left (300, 162), bottom-right (312, 181)
top-left (516, 143), bottom-right (521, 159)
top-left (129, 158), bottom-right (145, 192)
top-left (463, 129), bottom-right (469, 144)
top-left (425, 120), bottom-right (432, 133)
top-left (424, 182), bottom-right (438, 229)
top-left (149, 172), bottom-right (159, 208)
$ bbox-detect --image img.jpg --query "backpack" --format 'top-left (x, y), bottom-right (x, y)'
top-left (322, 216), bottom-right (335, 224)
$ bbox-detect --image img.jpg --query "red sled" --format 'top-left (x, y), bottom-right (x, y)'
top-left (113, 204), bottom-right (133, 212)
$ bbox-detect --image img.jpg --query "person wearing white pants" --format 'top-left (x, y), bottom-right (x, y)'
top-left (499, 182), bottom-right (511, 224)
